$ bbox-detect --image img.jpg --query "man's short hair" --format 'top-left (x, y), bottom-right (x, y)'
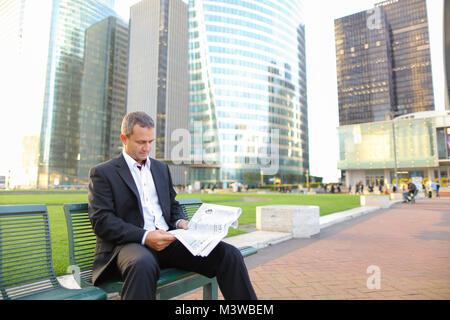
top-left (121, 111), bottom-right (154, 137)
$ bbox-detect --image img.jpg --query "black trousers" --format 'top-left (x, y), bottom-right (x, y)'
top-left (115, 240), bottom-right (257, 300)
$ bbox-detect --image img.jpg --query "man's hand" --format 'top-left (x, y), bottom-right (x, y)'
top-left (177, 219), bottom-right (189, 230)
top-left (144, 230), bottom-right (176, 251)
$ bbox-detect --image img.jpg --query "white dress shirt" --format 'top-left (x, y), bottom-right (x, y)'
top-left (122, 151), bottom-right (170, 245)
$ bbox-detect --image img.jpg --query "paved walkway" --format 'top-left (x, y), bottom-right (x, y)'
top-left (182, 198), bottom-right (450, 299)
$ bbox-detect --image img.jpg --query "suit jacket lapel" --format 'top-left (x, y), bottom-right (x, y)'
top-left (115, 154), bottom-right (143, 214)
top-left (150, 160), bottom-right (167, 217)
top-left (150, 159), bottom-right (163, 210)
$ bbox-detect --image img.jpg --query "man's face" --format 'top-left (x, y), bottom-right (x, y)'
top-left (120, 125), bottom-right (155, 164)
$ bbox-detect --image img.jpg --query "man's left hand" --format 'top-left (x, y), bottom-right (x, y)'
top-left (178, 220), bottom-right (189, 230)
top-left (177, 219), bottom-right (189, 230)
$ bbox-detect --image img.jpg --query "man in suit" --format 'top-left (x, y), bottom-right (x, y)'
top-left (88, 111), bottom-right (257, 300)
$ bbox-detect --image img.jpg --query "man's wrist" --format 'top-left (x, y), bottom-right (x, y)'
top-left (175, 219), bottom-right (186, 228)
top-left (176, 219), bottom-right (189, 230)
top-left (141, 230), bottom-right (150, 245)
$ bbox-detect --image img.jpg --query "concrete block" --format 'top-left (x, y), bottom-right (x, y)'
top-left (390, 191), bottom-right (425, 201)
top-left (360, 195), bottom-right (390, 208)
top-left (256, 205), bottom-right (320, 238)
top-left (389, 193), bottom-right (403, 201)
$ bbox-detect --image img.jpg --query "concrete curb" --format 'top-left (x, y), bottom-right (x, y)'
top-left (225, 199), bottom-right (403, 249)
top-left (319, 206), bottom-right (379, 229)
top-left (223, 231), bottom-right (293, 249)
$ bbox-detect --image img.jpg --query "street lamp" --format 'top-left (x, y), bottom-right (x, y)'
top-left (306, 169), bottom-right (310, 192)
top-left (387, 111), bottom-right (400, 190)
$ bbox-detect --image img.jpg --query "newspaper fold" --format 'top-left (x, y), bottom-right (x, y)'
top-left (168, 203), bottom-right (241, 257)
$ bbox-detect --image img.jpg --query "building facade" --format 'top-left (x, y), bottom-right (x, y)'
top-left (127, 0), bottom-right (189, 185)
top-left (338, 111), bottom-right (450, 189)
top-left (334, 0), bottom-right (446, 190)
top-left (37, 0), bottom-right (118, 188)
top-left (188, 0), bottom-right (309, 187)
top-left (335, 0), bottom-right (435, 126)
top-left (77, 16), bottom-right (129, 185)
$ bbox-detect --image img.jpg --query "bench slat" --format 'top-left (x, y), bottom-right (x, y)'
top-left (0, 204), bottom-right (107, 300)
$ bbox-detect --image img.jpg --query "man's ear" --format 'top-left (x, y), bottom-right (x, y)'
top-left (120, 134), bottom-right (127, 145)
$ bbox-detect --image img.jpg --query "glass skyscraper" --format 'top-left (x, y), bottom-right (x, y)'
top-left (37, 0), bottom-right (118, 187)
top-left (188, 0), bottom-right (309, 186)
top-left (77, 16), bottom-right (129, 185)
top-left (335, 0), bottom-right (435, 126)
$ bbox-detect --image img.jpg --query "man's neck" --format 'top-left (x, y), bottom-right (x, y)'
top-left (122, 150), bottom-right (148, 166)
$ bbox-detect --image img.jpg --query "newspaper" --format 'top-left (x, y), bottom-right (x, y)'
top-left (168, 203), bottom-right (241, 257)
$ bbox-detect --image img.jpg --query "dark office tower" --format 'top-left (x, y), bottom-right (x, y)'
top-left (381, 0), bottom-right (434, 115)
top-left (335, 0), bottom-right (435, 126)
top-left (127, 0), bottom-right (189, 160)
top-left (37, 0), bottom-right (117, 188)
top-left (77, 17), bottom-right (129, 185)
top-left (335, 8), bottom-right (394, 125)
top-left (445, 0), bottom-right (450, 110)
top-left (127, 0), bottom-right (189, 185)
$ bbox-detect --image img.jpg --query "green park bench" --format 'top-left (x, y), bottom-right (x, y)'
top-left (63, 198), bottom-right (257, 299)
top-left (0, 204), bottom-right (107, 300)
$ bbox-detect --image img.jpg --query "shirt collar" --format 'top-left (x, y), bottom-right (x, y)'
top-left (122, 150), bottom-right (151, 171)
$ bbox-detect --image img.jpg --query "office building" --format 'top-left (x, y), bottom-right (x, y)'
top-left (335, 0), bottom-right (435, 126)
top-left (188, 0), bottom-right (309, 187)
top-left (333, 0), bottom-right (449, 189)
top-left (77, 16), bottom-right (129, 185)
top-left (37, 0), bottom-right (118, 187)
top-left (338, 111), bottom-right (450, 188)
top-left (127, 0), bottom-right (189, 185)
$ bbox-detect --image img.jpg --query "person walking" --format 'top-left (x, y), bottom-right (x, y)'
top-left (426, 180), bottom-right (432, 198)
top-left (432, 180), bottom-right (440, 198)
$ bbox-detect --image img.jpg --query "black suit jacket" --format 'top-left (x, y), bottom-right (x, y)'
top-left (87, 153), bottom-right (186, 285)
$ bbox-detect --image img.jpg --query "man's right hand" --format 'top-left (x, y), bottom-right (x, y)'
top-left (144, 230), bottom-right (176, 251)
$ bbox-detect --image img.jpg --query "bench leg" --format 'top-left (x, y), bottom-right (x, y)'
top-left (203, 278), bottom-right (218, 300)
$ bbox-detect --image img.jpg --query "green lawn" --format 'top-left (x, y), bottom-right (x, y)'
top-left (0, 191), bottom-right (360, 276)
